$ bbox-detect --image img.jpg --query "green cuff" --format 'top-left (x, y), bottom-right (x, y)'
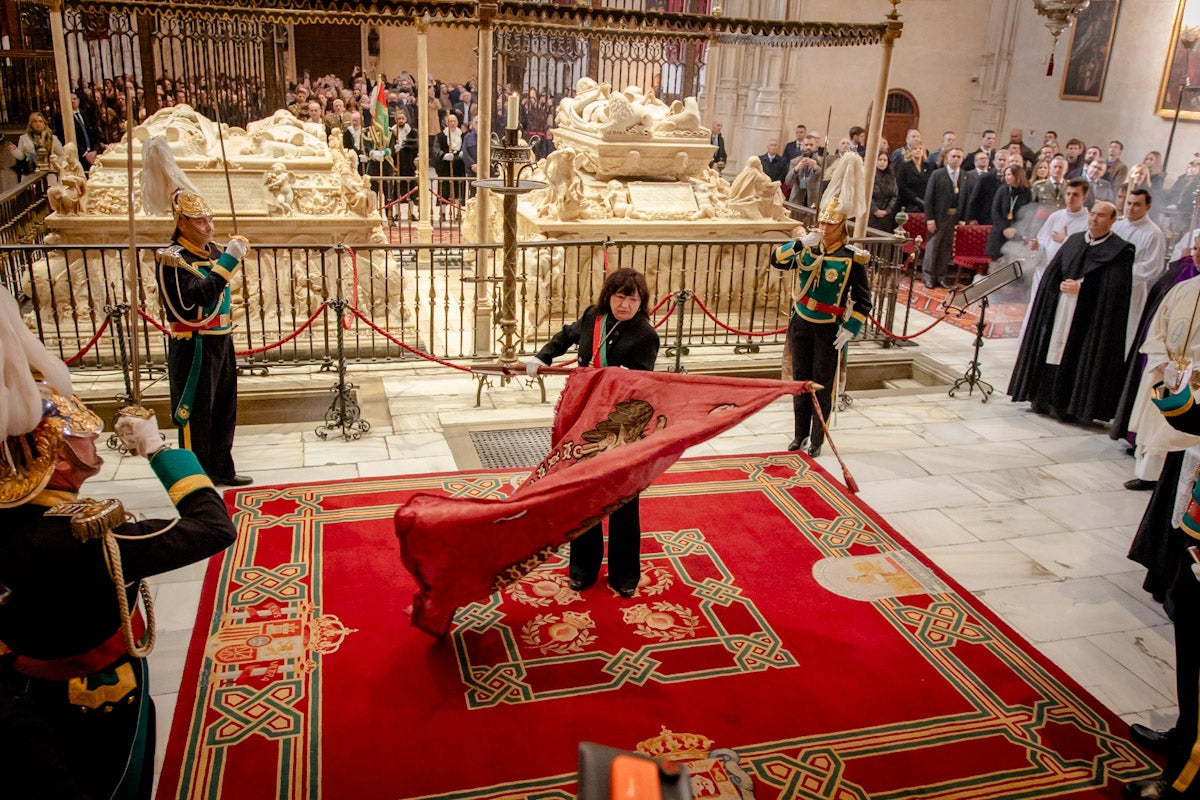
top-left (770, 240), bottom-right (796, 268)
top-left (149, 449), bottom-right (215, 505)
top-left (842, 316), bottom-right (864, 337)
top-left (1153, 384), bottom-right (1194, 418)
top-left (216, 252), bottom-right (242, 274)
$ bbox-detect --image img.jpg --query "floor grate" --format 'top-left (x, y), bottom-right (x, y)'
top-left (469, 427), bottom-right (552, 469)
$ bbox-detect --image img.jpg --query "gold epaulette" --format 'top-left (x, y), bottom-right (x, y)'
top-left (156, 244), bottom-right (184, 268)
top-left (849, 245), bottom-right (871, 265)
top-left (45, 497), bottom-right (127, 543)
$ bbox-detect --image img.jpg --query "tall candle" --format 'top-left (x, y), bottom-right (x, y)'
top-left (507, 92), bottom-right (519, 130)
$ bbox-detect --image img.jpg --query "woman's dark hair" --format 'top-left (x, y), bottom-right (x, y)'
top-left (1006, 164), bottom-right (1029, 189)
top-left (596, 268), bottom-right (650, 319)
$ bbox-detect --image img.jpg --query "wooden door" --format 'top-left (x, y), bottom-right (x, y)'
top-left (882, 89), bottom-right (919, 154)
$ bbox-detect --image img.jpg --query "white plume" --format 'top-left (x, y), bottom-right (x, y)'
top-left (0, 287), bottom-right (71, 438)
top-left (821, 152), bottom-right (867, 221)
top-left (139, 137), bottom-right (200, 215)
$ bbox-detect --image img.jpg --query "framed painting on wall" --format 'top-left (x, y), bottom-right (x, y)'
top-left (1059, 0), bottom-right (1121, 102)
top-left (1156, 0), bottom-right (1200, 120)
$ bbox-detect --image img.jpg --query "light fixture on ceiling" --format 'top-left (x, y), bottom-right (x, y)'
top-left (1031, 0), bottom-right (1091, 75)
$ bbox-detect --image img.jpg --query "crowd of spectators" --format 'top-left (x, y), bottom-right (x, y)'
top-left (760, 124), bottom-right (1195, 239)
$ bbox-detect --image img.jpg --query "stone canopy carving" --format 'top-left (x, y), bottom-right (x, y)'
top-left (56, 103), bottom-right (379, 223)
top-left (522, 79), bottom-right (789, 223)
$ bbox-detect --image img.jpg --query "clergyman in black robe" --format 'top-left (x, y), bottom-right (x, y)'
top-left (1007, 201), bottom-right (1135, 423)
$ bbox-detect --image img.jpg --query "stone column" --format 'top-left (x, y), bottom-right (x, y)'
top-left (416, 17), bottom-right (434, 246)
top-left (856, 5), bottom-right (904, 238)
top-left (474, 3), bottom-right (496, 355)
top-left (48, 0), bottom-right (75, 148)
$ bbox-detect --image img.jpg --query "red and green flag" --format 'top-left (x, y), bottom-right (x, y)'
top-left (372, 79), bottom-right (389, 139)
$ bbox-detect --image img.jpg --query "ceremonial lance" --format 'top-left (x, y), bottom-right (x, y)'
top-left (124, 86), bottom-right (141, 405)
top-left (210, 97), bottom-right (239, 235)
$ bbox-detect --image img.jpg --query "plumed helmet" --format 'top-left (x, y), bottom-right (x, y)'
top-left (139, 136), bottom-right (206, 220)
top-left (819, 152), bottom-right (867, 226)
top-left (818, 198), bottom-right (846, 226)
top-left (0, 287), bottom-right (100, 508)
top-left (171, 188), bottom-right (214, 221)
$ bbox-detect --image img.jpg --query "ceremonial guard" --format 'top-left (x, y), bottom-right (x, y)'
top-left (0, 286), bottom-right (236, 799)
top-left (363, 119), bottom-right (398, 214)
top-left (771, 153), bottom-right (873, 457)
top-left (1124, 373), bottom-right (1200, 800)
top-left (143, 138), bottom-right (251, 486)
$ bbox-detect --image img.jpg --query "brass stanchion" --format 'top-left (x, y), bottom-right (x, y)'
top-left (473, 101), bottom-right (545, 404)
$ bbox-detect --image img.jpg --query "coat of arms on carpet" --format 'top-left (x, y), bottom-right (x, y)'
top-left (636, 728), bottom-right (755, 800)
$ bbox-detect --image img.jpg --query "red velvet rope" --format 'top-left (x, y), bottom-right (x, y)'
top-left (864, 310), bottom-right (950, 341)
top-left (652, 301), bottom-right (675, 329)
top-left (430, 191), bottom-right (465, 212)
top-left (236, 302), bottom-right (329, 356)
top-left (348, 306), bottom-right (473, 372)
top-left (689, 294), bottom-right (788, 337)
top-left (137, 308), bottom-right (169, 334)
top-left (647, 292), bottom-right (672, 317)
top-left (381, 186), bottom-right (419, 209)
top-left (64, 316), bottom-right (111, 366)
top-left (136, 304), bottom-right (330, 357)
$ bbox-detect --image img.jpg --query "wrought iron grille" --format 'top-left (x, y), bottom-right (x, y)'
top-left (58, 7), bottom-right (282, 131)
top-left (1, 235), bottom-right (905, 374)
top-left (495, 29), bottom-right (708, 127)
top-left (1, 2), bottom-right (56, 132)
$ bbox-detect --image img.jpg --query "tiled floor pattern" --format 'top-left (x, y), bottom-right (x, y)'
top-left (70, 308), bottom-right (1171, 788)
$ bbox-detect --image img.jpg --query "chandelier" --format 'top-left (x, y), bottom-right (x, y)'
top-left (1032, 0), bottom-right (1091, 75)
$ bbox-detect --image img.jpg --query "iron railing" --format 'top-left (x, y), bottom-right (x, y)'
top-left (0, 171), bottom-right (52, 245)
top-left (2, 233), bottom-right (906, 376)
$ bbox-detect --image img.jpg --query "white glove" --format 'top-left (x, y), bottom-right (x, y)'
top-left (370, 149), bottom-right (384, 161)
top-left (1165, 361), bottom-right (1194, 393)
top-left (833, 327), bottom-right (854, 351)
top-left (801, 231), bottom-right (821, 248)
top-left (525, 358), bottom-right (543, 378)
top-left (359, 152), bottom-right (369, 164)
top-left (224, 236), bottom-right (249, 262)
top-left (115, 414), bottom-right (166, 458)
top-left (1192, 562), bottom-right (1200, 583)
top-left (442, 152), bottom-right (454, 161)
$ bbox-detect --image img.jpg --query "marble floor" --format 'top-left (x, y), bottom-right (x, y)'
top-left (74, 307), bottom-right (1173, 787)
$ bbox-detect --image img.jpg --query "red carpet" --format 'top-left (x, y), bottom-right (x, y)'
top-left (158, 454), bottom-right (1157, 799)
top-left (898, 280), bottom-right (1029, 339)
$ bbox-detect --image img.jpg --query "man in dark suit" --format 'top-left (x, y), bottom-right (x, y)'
top-left (782, 124), bottom-right (807, 164)
top-left (759, 139), bottom-right (787, 183)
top-left (342, 111), bottom-right (369, 175)
top-left (710, 122), bottom-right (727, 170)
top-left (959, 150), bottom-right (992, 223)
top-left (964, 129), bottom-right (997, 172)
top-left (432, 111), bottom-right (466, 215)
top-left (70, 94), bottom-right (99, 173)
top-left (964, 150), bottom-right (1008, 225)
top-left (451, 90), bottom-right (474, 130)
top-left (922, 146), bottom-right (965, 288)
top-left (1083, 159), bottom-right (1115, 209)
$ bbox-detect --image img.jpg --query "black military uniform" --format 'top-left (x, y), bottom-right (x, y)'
top-left (1124, 384), bottom-right (1200, 799)
top-left (1, 450), bottom-right (235, 798)
top-left (156, 204), bottom-right (245, 482)
top-left (0, 363), bottom-right (236, 800)
top-left (771, 204), bottom-right (873, 456)
top-left (534, 303), bottom-right (660, 594)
